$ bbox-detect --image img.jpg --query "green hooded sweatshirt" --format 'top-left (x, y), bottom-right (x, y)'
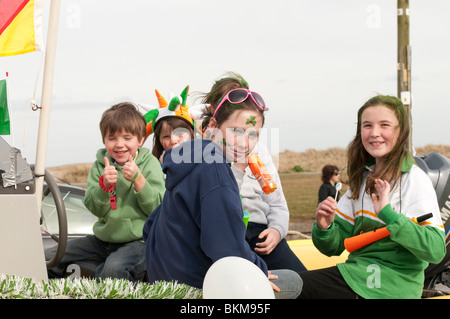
top-left (84, 147), bottom-right (165, 243)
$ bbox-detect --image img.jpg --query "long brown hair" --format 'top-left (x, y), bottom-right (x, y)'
top-left (345, 95), bottom-right (412, 200)
top-left (195, 72), bottom-right (265, 132)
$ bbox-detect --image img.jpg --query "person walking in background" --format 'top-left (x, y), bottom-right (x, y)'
top-left (318, 165), bottom-right (341, 203)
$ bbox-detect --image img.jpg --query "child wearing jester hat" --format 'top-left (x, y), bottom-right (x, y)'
top-left (139, 85), bottom-right (199, 164)
top-left (45, 102), bottom-right (165, 281)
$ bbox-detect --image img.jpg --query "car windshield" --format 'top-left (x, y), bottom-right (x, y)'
top-left (41, 186), bottom-right (96, 235)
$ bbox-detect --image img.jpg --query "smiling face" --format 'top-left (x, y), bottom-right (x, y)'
top-left (209, 109), bottom-right (263, 163)
top-left (158, 121), bottom-right (192, 151)
top-left (361, 105), bottom-right (400, 164)
top-left (104, 129), bottom-right (144, 166)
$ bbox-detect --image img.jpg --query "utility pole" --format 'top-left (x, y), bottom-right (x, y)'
top-left (397, 0), bottom-right (412, 152)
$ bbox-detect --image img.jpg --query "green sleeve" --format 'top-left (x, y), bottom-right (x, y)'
top-left (379, 204), bottom-right (446, 264)
top-left (312, 217), bottom-right (353, 257)
top-left (83, 160), bottom-right (110, 218)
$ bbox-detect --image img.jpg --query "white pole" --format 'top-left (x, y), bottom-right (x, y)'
top-left (34, 0), bottom-right (61, 216)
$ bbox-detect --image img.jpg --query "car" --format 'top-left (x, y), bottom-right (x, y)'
top-left (41, 183), bottom-right (95, 251)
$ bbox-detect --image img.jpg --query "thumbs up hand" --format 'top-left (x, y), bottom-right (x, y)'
top-left (103, 156), bottom-right (118, 187)
top-left (123, 154), bottom-right (141, 182)
top-left (123, 154), bottom-right (145, 192)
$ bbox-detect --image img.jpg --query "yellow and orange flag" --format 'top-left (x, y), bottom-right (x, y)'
top-left (0, 0), bottom-right (42, 56)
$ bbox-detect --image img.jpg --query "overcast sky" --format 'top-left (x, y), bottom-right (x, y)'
top-left (1, 0), bottom-right (449, 167)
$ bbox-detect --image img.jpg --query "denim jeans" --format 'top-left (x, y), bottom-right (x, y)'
top-left (271, 269), bottom-right (303, 299)
top-left (45, 235), bottom-right (146, 282)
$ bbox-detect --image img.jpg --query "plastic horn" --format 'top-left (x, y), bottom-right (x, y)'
top-left (248, 154), bottom-right (277, 195)
top-left (344, 213), bottom-right (433, 253)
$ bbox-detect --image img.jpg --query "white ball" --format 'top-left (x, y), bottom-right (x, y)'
top-left (202, 256), bottom-right (275, 299)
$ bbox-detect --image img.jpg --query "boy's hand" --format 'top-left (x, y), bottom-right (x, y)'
top-left (123, 154), bottom-right (145, 192)
top-left (371, 179), bottom-right (391, 214)
top-left (103, 157), bottom-right (117, 187)
top-left (123, 154), bottom-right (141, 182)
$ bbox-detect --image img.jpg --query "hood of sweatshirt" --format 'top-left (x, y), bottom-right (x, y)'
top-left (162, 139), bottom-right (226, 191)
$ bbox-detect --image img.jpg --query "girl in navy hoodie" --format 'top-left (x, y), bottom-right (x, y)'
top-left (143, 84), bottom-right (302, 298)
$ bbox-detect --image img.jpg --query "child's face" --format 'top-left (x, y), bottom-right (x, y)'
top-left (159, 121), bottom-right (192, 151)
top-left (361, 105), bottom-right (400, 163)
top-left (104, 129), bottom-right (144, 166)
top-left (210, 109), bottom-right (263, 163)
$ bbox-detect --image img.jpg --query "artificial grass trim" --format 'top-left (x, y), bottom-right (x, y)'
top-left (0, 274), bottom-right (202, 299)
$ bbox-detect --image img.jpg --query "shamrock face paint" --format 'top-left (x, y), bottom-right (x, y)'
top-left (209, 109), bottom-right (263, 164)
top-left (246, 115), bottom-right (256, 126)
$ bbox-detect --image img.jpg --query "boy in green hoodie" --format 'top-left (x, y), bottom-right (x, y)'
top-left (45, 102), bottom-right (165, 281)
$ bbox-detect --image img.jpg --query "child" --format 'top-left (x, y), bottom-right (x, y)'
top-left (141, 86), bottom-right (197, 163)
top-left (198, 72), bottom-right (306, 272)
top-left (143, 83), bottom-right (302, 298)
top-left (45, 102), bottom-right (165, 281)
top-left (152, 117), bottom-right (194, 163)
top-left (299, 95), bottom-right (446, 299)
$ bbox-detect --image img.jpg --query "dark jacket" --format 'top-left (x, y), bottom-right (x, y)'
top-left (318, 182), bottom-right (340, 203)
top-left (143, 139), bottom-right (268, 288)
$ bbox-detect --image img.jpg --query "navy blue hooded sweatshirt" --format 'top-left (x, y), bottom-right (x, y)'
top-left (143, 139), bottom-right (268, 288)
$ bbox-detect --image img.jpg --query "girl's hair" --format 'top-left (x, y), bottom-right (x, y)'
top-left (100, 102), bottom-right (146, 142)
top-left (321, 165), bottom-right (339, 183)
top-left (346, 95), bottom-right (412, 200)
top-left (196, 72), bottom-right (265, 131)
top-left (151, 117), bottom-right (195, 159)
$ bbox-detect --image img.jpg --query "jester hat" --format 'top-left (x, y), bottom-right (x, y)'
top-left (141, 85), bottom-right (196, 138)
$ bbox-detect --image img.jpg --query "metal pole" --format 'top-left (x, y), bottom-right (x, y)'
top-left (397, 0), bottom-right (412, 151)
top-left (34, 0), bottom-right (61, 216)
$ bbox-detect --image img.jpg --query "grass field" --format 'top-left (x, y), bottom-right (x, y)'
top-left (280, 172), bottom-right (348, 222)
top-left (280, 173), bottom-right (320, 221)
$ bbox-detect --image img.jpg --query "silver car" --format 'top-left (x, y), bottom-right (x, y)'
top-left (41, 184), bottom-right (96, 250)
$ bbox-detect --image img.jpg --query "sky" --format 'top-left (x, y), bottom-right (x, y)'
top-left (1, 0), bottom-right (449, 168)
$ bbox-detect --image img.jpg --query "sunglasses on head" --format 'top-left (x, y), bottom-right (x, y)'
top-left (213, 88), bottom-right (266, 118)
